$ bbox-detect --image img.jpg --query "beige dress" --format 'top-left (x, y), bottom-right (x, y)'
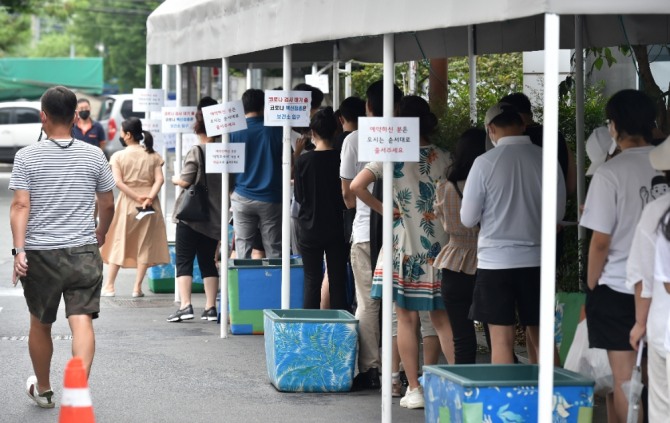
top-left (100, 145), bottom-right (170, 268)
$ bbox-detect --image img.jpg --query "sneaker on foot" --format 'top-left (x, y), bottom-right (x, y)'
top-left (26, 376), bottom-right (55, 409)
top-left (399, 386), bottom-right (424, 409)
top-left (391, 379), bottom-right (403, 397)
top-left (201, 307), bottom-right (218, 321)
top-left (167, 304), bottom-right (194, 322)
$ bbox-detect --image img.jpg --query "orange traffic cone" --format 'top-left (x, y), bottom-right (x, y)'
top-left (59, 357), bottom-right (95, 423)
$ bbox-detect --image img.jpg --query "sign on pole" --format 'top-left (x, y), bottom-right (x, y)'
top-left (206, 143), bottom-right (245, 174)
top-left (202, 101), bottom-right (247, 137)
top-left (181, 134), bottom-right (198, 156)
top-left (140, 119), bottom-right (164, 152)
top-left (358, 117), bottom-right (420, 162)
top-left (161, 107), bottom-right (197, 133)
top-left (264, 90), bottom-right (311, 127)
top-left (133, 88), bottom-right (164, 112)
top-left (305, 74), bottom-right (329, 94)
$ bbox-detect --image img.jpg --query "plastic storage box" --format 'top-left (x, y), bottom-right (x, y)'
top-left (227, 258), bottom-right (304, 334)
top-left (423, 364), bottom-right (594, 423)
top-left (148, 242), bottom-right (204, 294)
top-left (264, 309), bottom-right (358, 392)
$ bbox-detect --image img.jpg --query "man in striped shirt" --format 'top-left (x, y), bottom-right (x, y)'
top-left (9, 86), bottom-right (115, 409)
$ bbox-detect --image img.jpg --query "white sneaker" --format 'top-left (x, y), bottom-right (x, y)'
top-left (399, 386), bottom-right (424, 409)
top-left (26, 376), bottom-right (55, 408)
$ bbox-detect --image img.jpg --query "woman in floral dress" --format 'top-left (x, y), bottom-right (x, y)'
top-left (351, 95), bottom-right (453, 409)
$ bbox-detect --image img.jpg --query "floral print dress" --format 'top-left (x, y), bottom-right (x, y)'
top-left (368, 145), bottom-right (451, 310)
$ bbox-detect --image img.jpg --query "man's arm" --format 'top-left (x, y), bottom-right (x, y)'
top-left (587, 230), bottom-right (611, 290)
top-left (95, 190), bottom-right (115, 247)
top-left (341, 179), bottom-right (356, 209)
top-left (10, 190), bottom-right (30, 284)
top-left (630, 282), bottom-right (650, 350)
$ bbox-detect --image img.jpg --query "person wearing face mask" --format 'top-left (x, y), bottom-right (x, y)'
top-left (460, 102), bottom-right (566, 365)
top-left (72, 98), bottom-right (106, 149)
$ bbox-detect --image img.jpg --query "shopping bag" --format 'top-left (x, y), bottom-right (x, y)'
top-left (564, 319), bottom-right (613, 395)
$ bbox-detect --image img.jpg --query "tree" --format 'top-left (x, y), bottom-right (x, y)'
top-left (0, 9), bottom-right (30, 56)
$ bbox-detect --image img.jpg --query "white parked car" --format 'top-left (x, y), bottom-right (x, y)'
top-left (0, 101), bottom-right (44, 163)
top-left (97, 94), bottom-right (144, 159)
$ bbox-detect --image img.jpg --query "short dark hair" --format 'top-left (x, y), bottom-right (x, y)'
top-left (606, 89), bottom-right (656, 143)
top-left (293, 83), bottom-right (324, 110)
top-left (242, 89), bottom-right (264, 114)
top-left (447, 128), bottom-right (486, 183)
top-left (397, 95), bottom-right (438, 139)
top-left (366, 80), bottom-right (403, 117)
top-left (77, 98), bottom-right (91, 106)
top-left (309, 106), bottom-right (337, 142)
top-left (489, 104), bottom-right (524, 128)
top-left (500, 92), bottom-right (532, 115)
top-left (41, 86), bottom-right (77, 126)
top-left (338, 96), bottom-right (366, 124)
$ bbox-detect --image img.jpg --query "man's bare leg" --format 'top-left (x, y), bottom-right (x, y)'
top-left (68, 314), bottom-right (95, 377)
top-left (28, 314), bottom-right (53, 392)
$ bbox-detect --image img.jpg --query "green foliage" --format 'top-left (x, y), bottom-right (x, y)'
top-left (27, 31), bottom-right (92, 57)
top-left (0, 9), bottom-right (30, 56)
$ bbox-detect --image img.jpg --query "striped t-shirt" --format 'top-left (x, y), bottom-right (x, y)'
top-left (9, 139), bottom-right (116, 250)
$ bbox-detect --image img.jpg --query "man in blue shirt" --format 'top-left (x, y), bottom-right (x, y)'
top-left (230, 89), bottom-right (283, 258)
top-left (72, 98), bottom-right (106, 148)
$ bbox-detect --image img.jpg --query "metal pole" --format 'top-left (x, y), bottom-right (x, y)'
top-left (333, 44), bottom-right (340, 107)
top-left (539, 12), bottom-right (560, 423)
top-left (220, 57), bottom-right (230, 339)
top-left (174, 64), bottom-right (183, 304)
top-left (281, 46), bottom-right (292, 309)
top-left (408, 61), bottom-right (417, 95)
top-left (381, 32), bottom-right (394, 423)
top-left (161, 65), bottom-right (169, 221)
top-left (468, 25), bottom-right (477, 124)
top-left (575, 15), bottom-right (586, 242)
top-left (246, 64), bottom-right (252, 90)
top-left (344, 61), bottom-right (352, 98)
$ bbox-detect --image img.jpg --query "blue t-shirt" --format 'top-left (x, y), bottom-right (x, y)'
top-left (230, 116), bottom-right (283, 203)
top-left (72, 121), bottom-right (106, 147)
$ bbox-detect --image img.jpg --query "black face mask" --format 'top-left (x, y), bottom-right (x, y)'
top-left (78, 110), bottom-right (91, 120)
top-left (119, 136), bottom-right (127, 147)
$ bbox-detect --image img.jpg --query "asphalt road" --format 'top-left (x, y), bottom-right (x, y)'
top-left (0, 163), bottom-right (427, 423)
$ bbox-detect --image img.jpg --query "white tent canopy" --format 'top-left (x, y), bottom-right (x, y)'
top-left (147, 0), bottom-right (670, 67)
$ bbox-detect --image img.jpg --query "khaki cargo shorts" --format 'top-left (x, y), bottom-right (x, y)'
top-left (21, 244), bottom-right (103, 324)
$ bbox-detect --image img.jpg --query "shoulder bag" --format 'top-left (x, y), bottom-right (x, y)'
top-left (175, 145), bottom-right (209, 222)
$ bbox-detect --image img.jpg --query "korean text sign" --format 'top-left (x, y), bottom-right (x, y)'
top-left (206, 143), bottom-right (245, 174)
top-left (264, 90), bottom-right (311, 127)
top-left (132, 88), bottom-right (164, 112)
top-left (161, 107), bottom-right (197, 134)
top-left (358, 117), bottom-right (420, 162)
top-left (140, 119), bottom-right (163, 151)
top-left (202, 101), bottom-right (247, 137)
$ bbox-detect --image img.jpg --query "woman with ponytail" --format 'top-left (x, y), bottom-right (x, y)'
top-left (100, 117), bottom-right (170, 297)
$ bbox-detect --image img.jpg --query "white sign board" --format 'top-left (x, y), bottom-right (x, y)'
top-left (202, 101), bottom-right (247, 137)
top-left (140, 119), bottom-right (164, 153)
top-left (358, 117), bottom-right (420, 162)
top-left (161, 107), bottom-right (197, 133)
top-left (264, 90), bottom-right (311, 127)
top-left (206, 143), bottom-right (245, 174)
top-left (132, 88), bottom-right (164, 112)
top-left (182, 134), bottom-right (199, 156)
top-left (305, 74), bottom-right (329, 94)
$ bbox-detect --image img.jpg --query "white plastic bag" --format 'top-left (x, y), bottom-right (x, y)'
top-left (564, 319), bottom-right (613, 395)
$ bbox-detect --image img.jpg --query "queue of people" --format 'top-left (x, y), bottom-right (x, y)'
top-left (10, 83), bottom-right (670, 417)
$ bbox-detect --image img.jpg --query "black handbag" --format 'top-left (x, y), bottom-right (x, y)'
top-left (175, 145), bottom-right (209, 222)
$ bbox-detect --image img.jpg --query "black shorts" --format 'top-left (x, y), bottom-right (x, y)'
top-left (21, 244), bottom-right (103, 324)
top-left (469, 267), bottom-right (541, 326)
top-left (585, 284), bottom-right (635, 351)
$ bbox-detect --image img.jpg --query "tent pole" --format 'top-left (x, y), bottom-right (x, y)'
top-left (246, 64), bottom-right (252, 89)
top-left (468, 25), bottom-right (477, 124)
top-left (174, 64), bottom-right (183, 304)
top-left (539, 12), bottom-right (560, 423)
top-left (381, 32), bottom-right (394, 423)
top-left (161, 65), bottom-right (169, 221)
top-left (281, 46), bottom-right (292, 309)
top-left (333, 43), bottom-right (340, 108)
top-left (575, 16), bottom-right (586, 243)
top-left (344, 61), bottom-right (352, 98)
top-left (221, 57), bottom-right (230, 339)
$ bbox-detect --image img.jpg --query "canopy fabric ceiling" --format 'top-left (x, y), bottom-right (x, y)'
top-left (146, 0), bottom-right (670, 67)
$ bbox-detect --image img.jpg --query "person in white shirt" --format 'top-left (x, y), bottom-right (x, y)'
top-left (461, 102), bottom-right (566, 364)
top-left (581, 89), bottom-right (662, 423)
top-left (627, 136), bottom-right (670, 422)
